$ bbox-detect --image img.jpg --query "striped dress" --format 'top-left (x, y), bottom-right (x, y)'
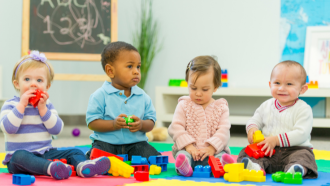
top-left (0, 96), bottom-right (63, 165)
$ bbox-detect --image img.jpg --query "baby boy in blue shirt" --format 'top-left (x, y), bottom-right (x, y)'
top-left (85, 41), bottom-right (161, 160)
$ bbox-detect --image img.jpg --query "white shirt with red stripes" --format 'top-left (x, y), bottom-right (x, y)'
top-left (246, 98), bottom-right (313, 148)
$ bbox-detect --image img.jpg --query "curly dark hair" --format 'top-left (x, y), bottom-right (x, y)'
top-left (101, 41), bottom-right (138, 71)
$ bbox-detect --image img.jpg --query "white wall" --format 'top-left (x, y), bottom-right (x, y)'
top-left (0, 0), bottom-right (280, 115)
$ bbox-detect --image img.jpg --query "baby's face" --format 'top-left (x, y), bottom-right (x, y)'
top-left (110, 50), bottom-right (141, 90)
top-left (269, 64), bottom-right (307, 106)
top-left (188, 68), bottom-right (217, 107)
top-left (14, 67), bottom-right (49, 97)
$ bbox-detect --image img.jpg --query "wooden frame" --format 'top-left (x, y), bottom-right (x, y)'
top-left (304, 26), bottom-right (330, 88)
top-left (21, 0), bottom-right (118, 61)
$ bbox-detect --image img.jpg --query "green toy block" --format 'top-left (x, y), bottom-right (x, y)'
top-left (272, 171), bottom-right (302, 184)
top-left (124, 161), bottom-right (131, 165)
top-left (124, 115), bottom-right (134, 126)
top-left (168, 79), bottom-right (184, 86)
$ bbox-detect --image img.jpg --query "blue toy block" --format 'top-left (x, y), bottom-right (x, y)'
top-left (158, 164), bottom-right (167, 172)
top-left (221, 69), bottom-right (227, 74)
top-left (222, 83), bottom-right (228, 87)
top-left (306, 75), bottom-right (309, 83)
top-left (117, 154), bottom-right (128, 161)
top-left (131, 156), bottom-right (148, 165)
top-left (192, 165), bottom-right (212, 177)
top-left (148, 155), bottom-right (169, 164)
top-left (13, 174), bottom-right (35, 185)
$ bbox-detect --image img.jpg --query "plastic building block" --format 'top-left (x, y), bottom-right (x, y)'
top-left (125, 161), bottom-right (131, 165)
top-left (60, 159), bottom-right (67, 164)
top-left (134, 171), bottom-right (149, 181)
top-left (253, 130), bottom-right (264, 144)
top-left (223, 163), bottom-right (265, 183)
top-left (12, 174), bottom-right (35, 185)
top-left (29, 89), bottom-right (44, 108)
top-left (69, 165), bottom-right (76, 176)
top-left (131, 156), bottom-right (148, 165)
top-left (221, 69), bottom-right (228, 74)
top-left (132, 165), bottom-right (149, 173)
top-left (221, 74), bottom-right (228, 79)
top-left (208, 156), bottom-right (224, 178)
top-left (307, 81), bottom-right (318, 89)
top-left (124, 115), bottom-right (134, 126)
top-left (117, 154), bottom-right (128, 161)
top-left (148, 156), bottom-right (169, 165)
top-left (108, 157), bottom-right (134, 178)
top-left (272, 171), bottom-right (302, 184)
top-left (149, 165), bottom-right (161, 175)
top-left (180, 81), bottom-right (188, 87)
top-left (158, 164), bottom-right (167, 172)
top-left (168, 79), bottom-right (185, 86)
top-left (222, 83), bottom-right (228, 87)
top-left (192, 165), bottom-right (212, 177)
top-left (90, 148), bottom-right (123, 161)
top-left (245, 143), bottom-right (275, 159)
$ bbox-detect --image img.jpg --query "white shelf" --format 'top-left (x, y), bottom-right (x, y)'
top-left (156, 86), bottom-right (330, 128)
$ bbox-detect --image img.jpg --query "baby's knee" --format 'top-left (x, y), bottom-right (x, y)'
top-left (11, 150), bottom-right (30, 162)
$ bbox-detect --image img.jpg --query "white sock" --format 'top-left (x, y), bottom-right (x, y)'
top-left (242, 157), bottom-right (261, 171)
top-left (47, 162), bottom-right (53, 176)
top-left (287, 164), bottom-right (305, 176)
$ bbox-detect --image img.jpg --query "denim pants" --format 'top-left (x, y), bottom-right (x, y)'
top-left (85, 140), bottom-right (161, 160)
top-left (174, 150), bottom-right (226, 169)
top-left (7, 148), bottom-right (87, 176)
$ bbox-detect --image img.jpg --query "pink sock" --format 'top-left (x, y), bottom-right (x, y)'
top-left (220, 153), bottom-right (235, 165)
top-left (175, 154), bottom-right (193, 177)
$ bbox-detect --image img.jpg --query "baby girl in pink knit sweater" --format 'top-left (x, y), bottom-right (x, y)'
top-left (168, 56), bottom-right (235, 177)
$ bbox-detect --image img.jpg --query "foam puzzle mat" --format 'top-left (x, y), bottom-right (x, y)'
top-left (0, 142), bottom-right (330, 186)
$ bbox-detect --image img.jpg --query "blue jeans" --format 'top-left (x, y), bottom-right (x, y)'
top-left (85, 140), bottom-right (161, 160)
top-left (7, 148), bottom-right (87, 176)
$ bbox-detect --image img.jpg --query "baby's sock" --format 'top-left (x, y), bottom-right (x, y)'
top-left (220, 153), bottom-right (235, 165)
top-left (47, 162), bottom-right (72, 180)
top-left (287, 164), bottom-right (305, 176)
top-left (76, 156), bottom-right (110, 178)
top-left (241, 157), bottom-right (265, 175)
top-left (175, 154), bottom-right (193, 177)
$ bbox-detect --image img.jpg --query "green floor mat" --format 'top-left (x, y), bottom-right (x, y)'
top-left (149, 142), bottom-right (173, 152)
top-left (0, 168), bottom-right (8, 173)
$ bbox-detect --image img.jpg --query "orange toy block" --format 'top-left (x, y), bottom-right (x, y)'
top-left (90, 148), bottom-right (124, 161)
top-left (208, 156), bottom-right (224, 178)
top-left (253, 130), bottom-right (264, 144)
top-left (245, 143), bottom-right (275, 159)
top-left (108, 157), bottom-right (134, 178)
top-left (223, 163), bottom-right (265, 182)
top-left (307, 81), bottom-right (318, 89)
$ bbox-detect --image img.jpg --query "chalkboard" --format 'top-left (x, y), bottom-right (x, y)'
top-left (22, 0), bottom-right (117, 61)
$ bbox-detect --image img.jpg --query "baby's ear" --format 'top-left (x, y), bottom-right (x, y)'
top-left (105, 63), bottom-right (115, 78)
top-left (13, 79), bottom-right (20, 90)
top-left (300, 83), bottom-right (308, 95)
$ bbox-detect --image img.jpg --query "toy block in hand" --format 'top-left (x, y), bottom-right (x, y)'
top-left (108, 157), bottom-right (134, 178)
top-left (90, 148), bottom-right (123, 161)
top-left (253, 130), bottom-right (264, 144)
top-left (245, 143), bottom-right (275, 159)
top-left (28, 89), bottom-right (44, 108)
top-left (208, 156), bottom-right (224, 178)
top-left (272, 171), bottom-right (302, 184)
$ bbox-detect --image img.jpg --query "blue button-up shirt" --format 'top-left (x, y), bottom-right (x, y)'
top-left (86, 81), bottom-right (156, 145)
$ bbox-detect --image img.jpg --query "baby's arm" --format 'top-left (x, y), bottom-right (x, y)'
top-left (246, 103), bottom-right (266, 144)
top-left (0, 101), bottom-right (24, 134)
top-left (42, 102), bottom-right (64, 135)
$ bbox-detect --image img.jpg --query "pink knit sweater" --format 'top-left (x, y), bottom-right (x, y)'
top-left (168, 96), bottom-right (231, 155)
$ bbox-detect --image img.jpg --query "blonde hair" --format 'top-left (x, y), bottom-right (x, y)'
top-left (271, 60), bottom-right (307, 85)
top-left (12, 53), bottom-right (54, 90)
top-left (185, 55), bottom-right (222, 87)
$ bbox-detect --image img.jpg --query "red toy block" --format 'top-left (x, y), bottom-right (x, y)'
top-left (132, 165), bottom-right (149, 173)
top-left (221, 74), bottom-right (228, 79)
top-left (60, 159), bottom-right (67, 164)
top-left (208, 156), bottom-right (225, 178)
top-left (90, 148), bottom-right (124, 161)
top-left (134, 171), bottom-right (149, 181)
top-left (69, 165), bottom-right (76, 176)
top-left (245, 143), bottom-right (275, 159)
top-left (29, 89), bottom-right (44, 108)
top-left (53, 159), bottom-right (60, 162)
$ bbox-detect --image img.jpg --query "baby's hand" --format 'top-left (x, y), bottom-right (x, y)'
top-left (199, 146), bottom-right (216, 161)
top-left (19, 89), bottom-right (36, 108)
top-left (185, 144), bottom-right (200, 161)
top-left (128, 115), bottom-right (142, 133)
top-left (258, 136), bottom-right (279, 157)
top-left (114, 114), bottom-right (130, 130)
top-left (38, 91), bottom-right (49, 117)
top-left (247, 128), bottom-right (258, 144)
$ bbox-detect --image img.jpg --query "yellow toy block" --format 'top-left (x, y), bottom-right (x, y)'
top-left (253, 130), bottom-right (264, 144)
top-left (149, 165), bottom-right (161, 175)
top-left (180, 81), bottom-right (188, 87)
top-left (242, 169), bottom-right (266, 182)
top-left (108, 157), bottom-right (134, 178)
top-left (307, 81), bottom-right (318, 89)
top-left (221, 78), bottom-right (228, 82)
top-left (223, 163), bottom-right (244, 173)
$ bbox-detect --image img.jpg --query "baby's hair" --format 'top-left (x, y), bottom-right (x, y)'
top-left (12, 53), bottom-right (54, 91)
top-left (185, 55), bottom-right (222, 88)
top-left (271, 60), bottom-right (307, 85)
top-left (101, 41), bottom-right (138, 71)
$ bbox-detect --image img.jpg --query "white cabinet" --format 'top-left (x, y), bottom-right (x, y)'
top-left (155, 86), bottom-right (330, 128)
